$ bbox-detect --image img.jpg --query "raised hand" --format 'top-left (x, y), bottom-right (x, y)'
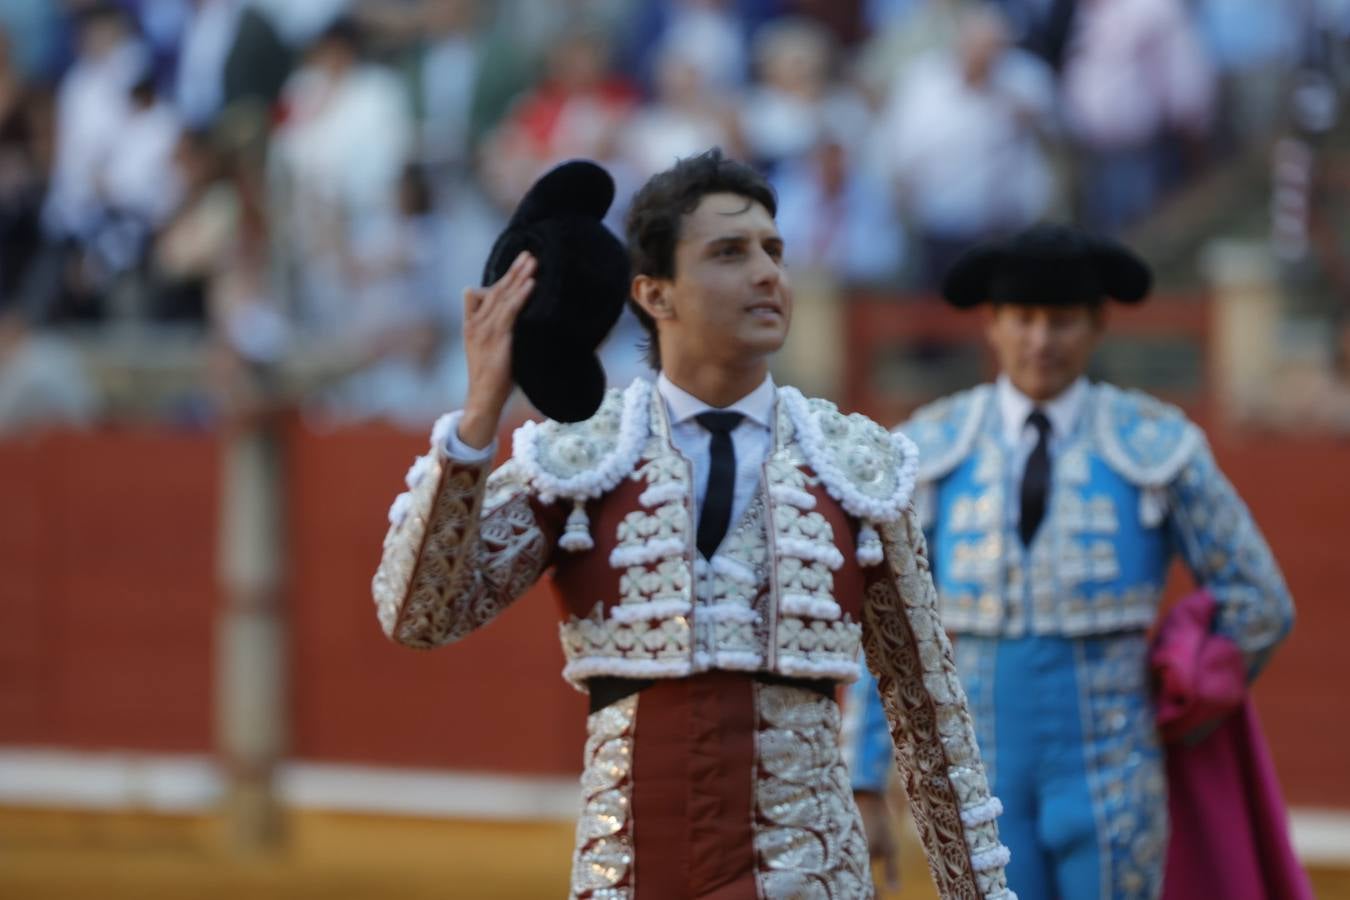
top-left (458, 250), bottom-right (537, 449)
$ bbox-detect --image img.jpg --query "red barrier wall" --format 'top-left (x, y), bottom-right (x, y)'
top-left (1, 424), bottom-right (1347, 804)
top-left (1213, 436), bottom-right (1350, 802)
top-left (283, 424), bottom-right (586, 773)
top-left (0, 431), bottom-right (218, 752)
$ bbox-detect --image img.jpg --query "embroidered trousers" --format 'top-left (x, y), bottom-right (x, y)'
top-left (570, 671), bottom-right (873, 899)
top-left (956, 633), bottom-right (1168, 900)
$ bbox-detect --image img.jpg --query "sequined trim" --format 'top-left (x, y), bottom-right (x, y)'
top-left (372, 441), bottom-right (450, 636)
top-left (753, 684), bottom-right (872, 899)
top-left (1165, 441), bottom-right (1294, 673)
top-left (693, 490), bottom-right (770, 671)
top-left (935, 426), bottom-right (1166, 641)
top-left (373, 455), bottom-right (551, 649)
top-left (779, 387), bottom-right (917, 523)
top-left (1055, 490), bottom-right (1121, 535)
top-left (902, 384), bottom-right (994, 484)
top-left (953, 637), bottom-right (998, 788)
top-left (762, 455), bottom-right (862, 680)
top-left (515, 379), bottom-right (651, 503)
top-left (570, 695), bottom-right (638, 899)
top-left (864, 510), bottom-right (1015, 895)
top-left (1093, 383), bottom-right (1200, 488)
top-left (607, 393), bottom-right (697, 623)
top-left (862, 507), bottom-right (1012, 898)
top-left (1073, 636), bottom-right (1168, 900)
top-left (560, 601), bottom-right (693, 689)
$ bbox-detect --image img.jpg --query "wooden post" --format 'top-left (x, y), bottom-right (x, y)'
top-left (1200, 239), bottom-right (1279, 430)
top-left (215, 371), bottom-right (288, 853)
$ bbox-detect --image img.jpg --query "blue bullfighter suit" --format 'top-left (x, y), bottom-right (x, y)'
top-left (843, 227), bottom-right (1295, 900)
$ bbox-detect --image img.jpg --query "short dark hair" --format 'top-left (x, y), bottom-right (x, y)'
top-left (624, 148), bottom-right (777, 370)
top-left (313, 15), bottom-right (366, 56)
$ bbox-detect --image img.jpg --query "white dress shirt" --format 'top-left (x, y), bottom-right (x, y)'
top-left (444, 374), bottom-right (777, 543)
top-left (996, 374), bottom-right (1089, 532)
top-left (996, 373), bottom-right (1090, 473)
top-left (656, 373), bottom-right (775, 540)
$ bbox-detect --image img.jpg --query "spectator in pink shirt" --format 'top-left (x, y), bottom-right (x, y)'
top-left (1061, 0), bottom-right (1217, 233)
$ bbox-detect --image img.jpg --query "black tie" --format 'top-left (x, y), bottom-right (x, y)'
top-left (695, 411), bottom-right (744, 559)
top-left (1019, 409), bottom-right (1052, 547)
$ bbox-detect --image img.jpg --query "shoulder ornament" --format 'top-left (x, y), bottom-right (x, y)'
top-left (512, 377), bottom-right (653, 552)
top-left (899, 385), bottom-right (993, 484)
top-left (780, 387), bottom-right (918, 566)
top-left (1093, 382), bottom-right (1203, 527)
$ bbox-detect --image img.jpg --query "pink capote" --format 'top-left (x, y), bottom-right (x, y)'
top-left (1151, 590), bottom-right (1314, 900)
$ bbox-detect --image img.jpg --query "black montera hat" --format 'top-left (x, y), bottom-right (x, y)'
top-left (941, 223), bottom-right (1153, 309)
top-left (482, 160), bottom-right (630, 423)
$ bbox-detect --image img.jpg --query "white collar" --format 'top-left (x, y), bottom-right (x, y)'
top-left (656, 372), bottom-right (776, 429)
top-left (996, 374), bottom-right (1089, 445)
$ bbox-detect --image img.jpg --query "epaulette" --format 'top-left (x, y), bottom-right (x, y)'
top-left (511, 378), bottom-right (652, 552)
top-left (512, 377), bottom-right (651, 504)
top-left (898, 384), bottom-right (994, 484)
top-left (1092, 382), bottom-right (1202, 487)
top-left (779, 387), bottom-right (918, 525)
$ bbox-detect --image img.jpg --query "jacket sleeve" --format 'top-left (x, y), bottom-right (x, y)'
top-left (842, 664), bottom-right (896, 794)
top-left (371, 414), bottom-right (562, 648)
top-left (1166, 437), bottom-right (1294, 677)
top-left (841, 494), bottom-right (946, 795)
top-left (861, 504), bottom-right (1014, 900)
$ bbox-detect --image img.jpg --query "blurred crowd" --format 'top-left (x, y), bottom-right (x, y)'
top-left (1, 0), bottom-right (1349, 434)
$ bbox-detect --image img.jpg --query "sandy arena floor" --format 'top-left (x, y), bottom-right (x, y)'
top-left (2, 806), bottom-right (1347, 899)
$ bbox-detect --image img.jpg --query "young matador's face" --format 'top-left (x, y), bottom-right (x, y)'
top-left (645, 192), bottom-right (793, 370)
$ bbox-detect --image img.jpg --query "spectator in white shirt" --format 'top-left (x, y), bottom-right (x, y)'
top-left (271, 18), bottom-right (412, 220)
top-left (42, 5), bottom-right (148, 244)
top-left (268, 16), bottom-right (413, 334)
top-left (101, 77), bottom-right (184, 232)
top-left (872, 6), bottom-right (1057, 287)
top-left (78, 76), bottom-right (184, 281)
